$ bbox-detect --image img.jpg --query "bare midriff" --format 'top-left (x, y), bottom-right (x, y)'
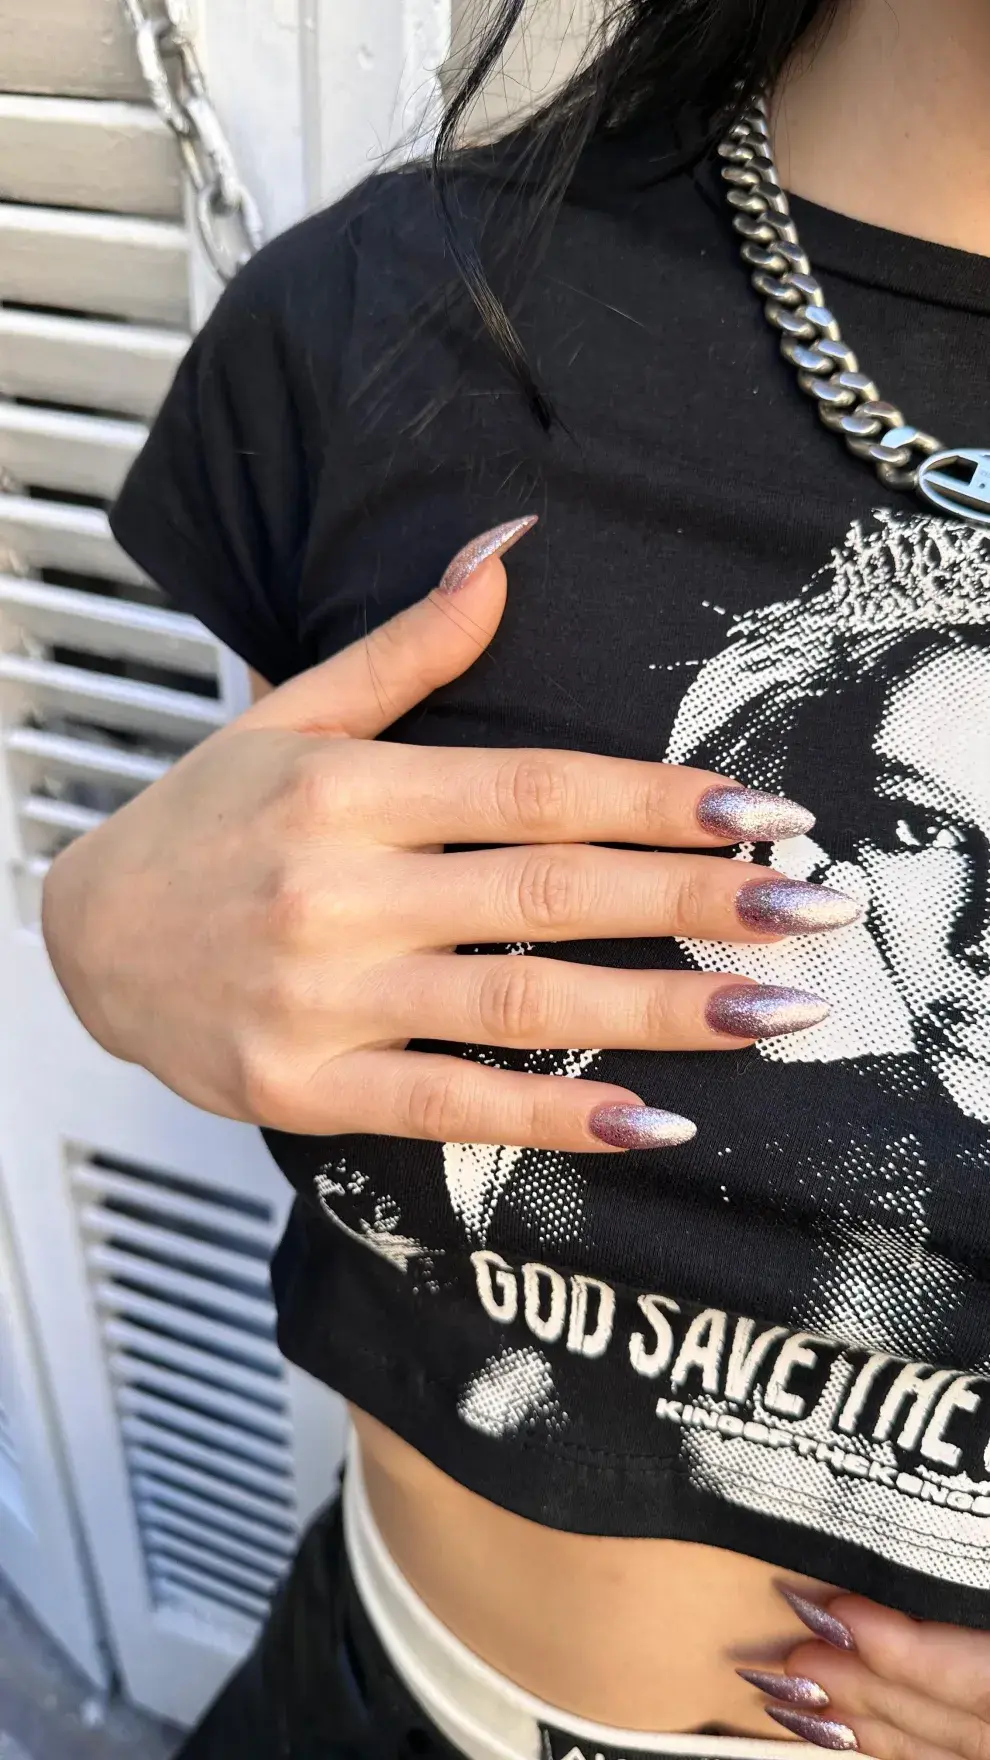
top-left (352, 1407), bottom-right (825, 1738)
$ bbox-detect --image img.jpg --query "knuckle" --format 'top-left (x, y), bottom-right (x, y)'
top-left (404, 1069), bottom-right (469, 1141)
top-left (972, 1689), bottom-right (990, 1728)
top-left (668, 864), bottom-right (710, 938)
top-left (966, 1722), bottom-right (990, 1760)
top-left (631, 767), bottom-right (676, 830)
top-left (514, 849), bottom-right (584, 931)
top-left (235, 1046), bottom-right (295, 1126)
top-left (280, 746), bottom-right (346, 833)
top-left (497, 754), bottom-right (572, 833)
top-left (261, 864), bottom-right (316, 947)
top-left (521, 1088), bottom-right (563, 1145)
top-left (639, 980), bottom-right (676, 1044)
top-left (476, 959), bottom-right (551, 1041)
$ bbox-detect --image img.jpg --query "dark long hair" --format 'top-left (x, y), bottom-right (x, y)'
top-left (434, 0), bottom-right (835, 427)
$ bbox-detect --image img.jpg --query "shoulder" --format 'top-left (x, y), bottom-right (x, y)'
top-left (211, 163), bottom-right (455, 344)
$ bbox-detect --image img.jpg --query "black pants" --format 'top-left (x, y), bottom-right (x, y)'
top-left (174, 1497), bottom-right (462, 1760)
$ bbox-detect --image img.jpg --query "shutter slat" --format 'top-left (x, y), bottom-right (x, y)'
top-left (92, 1282), bottom-right (282, 1373)
top-left (103, 1318), bottom-right (284, 1406)
top-left (0, 205), bottom-right (188, 325)
top-left (19, 795), bottom-right (104, 836)
top-left (115, 1387), bottom-right (292, 1472)
top-left (0, 654), bottom-right (225, 742)
top-left (120, 1416), bottom-right (294, 1501)
top-left (0, 311), bottom-right (187, 420)
top-left (0, 576), bottom-right (218, 676)
top-left (74, 1163), bottom-right (274, 1252)
top-left (5, 727), bottom-right (169, 790)
top-left (129, 1457), bottom-right (296, 1533)
top-left (131, 1479), bottom-right (295, 1555)
top-left (87, 1244), bottom-right (276, 1331)
top-left (0, 495), bottom-right (145, 585)
top-left (137, 1502), bottom-right (289, 1575)
top-left (143, 1526), bottom-right (281, 1599)
top-left (78, 1204), bottom-right (273, 1293)
top-left (151, 1559), bottom-right (270, 1625)
top-left (1, 0), bottom-right (146, 100)
top-left (0, 95), bottom-right (182, 218)
top-left (0, 405), bottom-right (146, 500)
top-left (108, 1354), bottom-right (292, 1446)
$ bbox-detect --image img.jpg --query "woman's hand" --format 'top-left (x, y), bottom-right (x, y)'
top-left (42, 517), bottom-right (856, 1150)
top-left (739, 1587), bottom-right (990, 1756)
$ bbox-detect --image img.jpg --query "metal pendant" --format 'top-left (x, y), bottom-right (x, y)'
top-left (917, 449), bottom-right (990, 526)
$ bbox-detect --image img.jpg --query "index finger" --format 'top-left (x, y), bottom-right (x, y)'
top-left (334, 742), bottom-right (816, 849)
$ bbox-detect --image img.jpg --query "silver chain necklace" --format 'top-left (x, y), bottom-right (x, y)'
top-left (719, 96), bottom-right (990, 526)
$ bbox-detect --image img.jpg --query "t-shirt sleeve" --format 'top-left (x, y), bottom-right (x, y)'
top-left (109, 218), bottom-right (351, 686)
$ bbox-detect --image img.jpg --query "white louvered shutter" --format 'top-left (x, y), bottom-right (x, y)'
top-left (0, 1176), bottom-right (106, 1686)
top-left (0, 0), bottom-right (346, 1728)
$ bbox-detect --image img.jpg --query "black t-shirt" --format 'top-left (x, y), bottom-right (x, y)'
top-left (110, 144), bottom-right (990, 1627)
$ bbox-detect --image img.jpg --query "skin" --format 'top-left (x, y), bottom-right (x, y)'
top-left (41, 0), bottom-right (990, 1748)
top-left (862, 647), bottom-right (990, 1125)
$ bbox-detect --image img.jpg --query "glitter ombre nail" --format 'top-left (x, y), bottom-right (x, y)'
top-left (437, 516), bottom-right (539, 594)
top-left (588, 1105), bottom-right (697, 1150)
top-left (737, 878), bottom-right (863, 935)
top-left (697, 785), bottom-right (816, 842)
top-left (777, 1587), bottom-right (857, 1651)
top-left (707, 984), bottom-right (831, 1040)
top-left (736, 1668), bottom-right (830, 1709)
top-left (764, 1708), bottom-right (858, 1751)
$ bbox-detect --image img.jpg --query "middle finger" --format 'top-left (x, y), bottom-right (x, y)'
top-left (408, 845), bottom-right (863, 946)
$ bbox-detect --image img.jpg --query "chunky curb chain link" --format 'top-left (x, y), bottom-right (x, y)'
top-left (120, 0), bottom-right (263, 282)
top-left (719, 96), bottom-right (943, 494)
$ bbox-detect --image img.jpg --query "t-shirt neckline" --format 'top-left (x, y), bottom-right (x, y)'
top-left (788, 190), bottom-right (990, 316)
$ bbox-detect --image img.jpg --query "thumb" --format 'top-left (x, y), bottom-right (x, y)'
top-left (238, 516), bottom-right (537, 739)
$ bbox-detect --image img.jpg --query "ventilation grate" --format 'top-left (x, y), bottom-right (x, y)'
top-left (0, 75), bottom-right (222, 928)
top-left (71, 1149), bottom-right (298, 1631)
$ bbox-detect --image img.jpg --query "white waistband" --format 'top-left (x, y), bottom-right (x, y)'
top-left (342, 1444), bottom-right (821, 1760)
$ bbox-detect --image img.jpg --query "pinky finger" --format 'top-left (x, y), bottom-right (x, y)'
top-left (768, 1710), bottom-right (959, 1760)
top-left (327, 1049), bottom-right (698, 1152)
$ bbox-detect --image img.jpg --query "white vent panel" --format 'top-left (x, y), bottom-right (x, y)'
top-left (72, 1149), bottom-right (297, 1633)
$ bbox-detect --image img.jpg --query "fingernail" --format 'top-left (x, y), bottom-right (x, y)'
top-left (588, 1105), bottom-right (697, 1150)
top-left (737, 878), bottom-right (863, 935)
top-left (707, 983), bottom-right (831, 1040)
top-left (736, 1668), bottom-right (829, 1709)
top-left (697, 785), bottom-right (816, 842)
top-left (764, 1708), bottom-right (857, 1750)
top-left (778, 1587), bottom-right (857, 1651)
top-left (437, 516), bottom-right (539, 594)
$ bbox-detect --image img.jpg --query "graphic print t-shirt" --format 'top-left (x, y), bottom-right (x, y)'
top-left (110, 143), bottom-right (990, 1627)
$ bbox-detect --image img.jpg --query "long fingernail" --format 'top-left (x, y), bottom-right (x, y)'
top-left (707, 983), bottom-right (831, 1040)
top-left (588, 1105), bottom-right (697, 1150)
top-left (778, 1587), bottom-right (857, 1651)
top-left (437, 516), bottom-right (539, 594)
top-left (737, 878), bottom-right (863, 935)
top-left (736, 1668), bottom-right (829, 1708)
top-left (697, 785), bottom-right (816, 842)
top-left (764, 1708), bottom-right (857, 1750)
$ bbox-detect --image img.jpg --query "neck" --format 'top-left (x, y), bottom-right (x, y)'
top-left (773, 0), bottom-right (990, 255)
